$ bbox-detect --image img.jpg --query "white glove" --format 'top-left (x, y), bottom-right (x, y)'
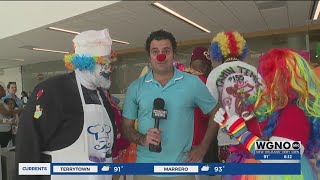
top-left (214, 106), bottom-right (242, 132)
top-left (213, 108), bottom-right (226, 126)
top-left (215, 106), bottom-right (242, 145)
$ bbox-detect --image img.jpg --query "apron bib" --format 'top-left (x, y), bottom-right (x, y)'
top-left (43, 75), bottom-right (114, 180)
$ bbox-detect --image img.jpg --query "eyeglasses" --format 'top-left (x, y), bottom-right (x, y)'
top-left (151, 49), bottom-right (172, 56)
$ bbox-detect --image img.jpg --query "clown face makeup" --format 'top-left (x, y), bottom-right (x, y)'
top-left (99, 63), bottom-right (114, 80)
top-left (75, 62), bottom-right (114, 90)
top-left (93, 63), bottom-right (113, 89)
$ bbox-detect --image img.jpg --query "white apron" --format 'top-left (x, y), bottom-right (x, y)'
top-left (43, 75), bottom-right (114, 180)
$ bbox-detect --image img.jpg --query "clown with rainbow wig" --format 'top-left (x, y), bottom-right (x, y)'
top-left (14, 29), bottom-right (117, 180)
top-left (214, 48), bottom-right (320, 179)
top-left (206, 31), bottom-right (264, 163)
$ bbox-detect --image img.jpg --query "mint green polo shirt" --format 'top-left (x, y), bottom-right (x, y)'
top-left (123, 67), bottom-right (216, 163)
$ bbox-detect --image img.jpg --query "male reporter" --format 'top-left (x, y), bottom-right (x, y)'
top-left (121, 30), bottom-right (219, 180)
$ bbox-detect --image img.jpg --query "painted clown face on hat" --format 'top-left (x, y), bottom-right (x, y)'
top-left (64, 29), bottom-right (117, 89)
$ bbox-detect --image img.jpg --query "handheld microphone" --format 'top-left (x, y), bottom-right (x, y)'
top-left (149, 98), bottom-right (167, 153)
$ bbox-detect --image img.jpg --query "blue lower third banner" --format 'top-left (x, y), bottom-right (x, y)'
top-left (19, 163), bottom-right (301, 175)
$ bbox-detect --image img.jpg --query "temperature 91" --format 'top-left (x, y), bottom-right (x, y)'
top-left (114, 166), bottom-right (122, 172)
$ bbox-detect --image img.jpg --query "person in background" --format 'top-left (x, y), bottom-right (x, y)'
top-left (0, 84), bottom-right (14, 148)
top-left (184, 47), bottom-right (212, 80)
top-left (206, 31), bottom-right (264, 163)
top-left (184, 47), bottom-right (217, 180)
top-left (0, 84), bottom-right (21, 148)
top-left (184, 47), bottom-right (217, 155)
top-left (2, 82), bottom-right (23, 109)
top-left (121, 29), bottom-right (219, 180)
top-left (214, 48), bottom-right (320, 179)
top-left (173, 61), bottom-right (186, 71)
top-left (5, 98), bottom-right (18, 111)
top-left (104, 89), bottom-right (130, 162)
top-left (21, 91), bottom-right (29, 106)
top-left (104, 89), bottom-right (130, 180)
top-left (3, 97), bottom-right (19, 146)
top-left (0, 84), bottom-right (22, 117)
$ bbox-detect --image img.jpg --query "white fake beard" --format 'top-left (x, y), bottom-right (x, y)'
top-left (75, 64), bottom-right (112, 90)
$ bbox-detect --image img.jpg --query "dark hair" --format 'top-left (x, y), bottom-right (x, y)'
top-left (4, 98), bottom-right (17, 108)
top-left (21, 91), bottom-right (28, 97)
top-left (145, 30), bottom-right (177, 54)
top-left (7, 82), bottom-right (16, 89)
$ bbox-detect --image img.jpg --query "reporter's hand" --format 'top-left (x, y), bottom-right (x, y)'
top-left (141, 128), bottom-right (162, 146)
top-left (183, 144), bottom-right (208, 163)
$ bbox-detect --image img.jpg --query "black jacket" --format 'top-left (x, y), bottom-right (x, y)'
top-left (13, 72), bottom-right (116, 180)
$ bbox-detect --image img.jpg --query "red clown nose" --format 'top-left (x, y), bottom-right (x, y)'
top-left (156, 54), bottom-right (166, 62)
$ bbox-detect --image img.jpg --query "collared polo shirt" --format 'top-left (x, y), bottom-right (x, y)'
top-left (123, 67), bottom-right (216, 163)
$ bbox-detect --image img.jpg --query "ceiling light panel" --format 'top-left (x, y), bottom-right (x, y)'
top-left (48, 27), bottom-right (130, 44)
top-left (152, 2), bottom-right (211, 33)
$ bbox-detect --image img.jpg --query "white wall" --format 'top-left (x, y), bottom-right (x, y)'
top-left (0, 1), bottom-right (119, 39)
top-left (0, 66), bottom-right (23, 98)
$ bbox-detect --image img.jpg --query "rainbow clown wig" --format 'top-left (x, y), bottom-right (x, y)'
top-left (209, 31), bottom-right (248, 63)
top-left (253, 48), bottom-right (320, 157)
top-left (64, 50), bottom-right (117, 72)
top-left (255, 48), bottom-right (320, 117)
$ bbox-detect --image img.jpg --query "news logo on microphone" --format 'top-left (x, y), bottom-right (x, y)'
top-left (152, 109), bottom-right (167, 119)
top-left (150, 98), bottom-right (167, 153)
top-left (254, 141), bottom-right (301, 160)
top-left (152, 98), bottom-right (167, 120)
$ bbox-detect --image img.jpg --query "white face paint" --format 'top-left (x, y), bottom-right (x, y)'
top-left (93, 63), bottom-right (112, 89)
top-left (75, 63), bottom-right (113, 90)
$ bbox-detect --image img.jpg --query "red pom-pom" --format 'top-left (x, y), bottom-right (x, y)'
top-left (36, 89), bottom-right (44, 100)
top-left (156, 54), bottom-right (166, 62)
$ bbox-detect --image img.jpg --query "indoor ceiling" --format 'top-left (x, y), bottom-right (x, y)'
top-left (0, 1), bottom-right (317, 69)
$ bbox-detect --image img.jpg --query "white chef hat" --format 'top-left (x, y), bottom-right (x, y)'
top-left (73, 29), bottom-right (112, 57)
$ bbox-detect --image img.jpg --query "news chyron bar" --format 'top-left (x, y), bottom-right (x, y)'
top-left (19, 141), bottom-right (301, 176)
top-left (254, 141), bottom-right (301, 160)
